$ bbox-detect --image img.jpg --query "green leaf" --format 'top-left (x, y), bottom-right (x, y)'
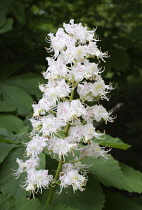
top-left (0, 18), bottom-right (14, 34)
top-left (0, 136), bottom-right (17, 144)
top-left (119, 163), bottom-right (142, 193)
top-left (0, 114), bottom-right (25, 132)
top-left (104, 191), bottom-right (142, 210)
top-left (92, 133), bottom-right (131, 150)
top-left (87, 157), bottom-right (124, 188)
top-left (38, 177), bottom-right (105, 210)
top-left (0, 143), bottom-right (17, 163)
top-left (0, 194), bottom-right (15, 210)
top-left (0, 194), bottom-right (46, 210)
top-left (0, 127), bottom-right (29, 144)
top-left (5, 73), bottom-right (45, 98)
top-left (50, 204), bottom-right (79, 210)
top-left (0, 62), bottom-right (26, 79)
top-left (63, 179), bottom-right (105, 210)
top-left (0, 147), bottom-right (29, 198)
top-left (15, 127), bottom-right (30, 143)
top-left (14, 197), bottom-right (46, 210)
top-left (0, 128), bottom-right (16, 140)
top-left (86, 157), bottom-right (142, 193)
top-left (0, 0), bottom-right (15, 27)
top-left (0, 84), bottom-right (33, 116)
top-left (0, 128), bottom-right (23, 143)
top-left (0, 101), bottom-right (16, 112)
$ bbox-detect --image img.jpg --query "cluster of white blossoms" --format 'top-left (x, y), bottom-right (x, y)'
top-left (15, 20), bottom-right (114, 194)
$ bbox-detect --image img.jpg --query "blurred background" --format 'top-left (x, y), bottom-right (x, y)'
top-left (0, 0), bottom-right (142, 172)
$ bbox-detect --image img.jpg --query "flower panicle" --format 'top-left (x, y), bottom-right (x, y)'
top-left (14, 19), bottom-right (114, 195)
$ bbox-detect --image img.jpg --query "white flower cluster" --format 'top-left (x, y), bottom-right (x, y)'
top-left (15, 20), bottom-right (114, 194)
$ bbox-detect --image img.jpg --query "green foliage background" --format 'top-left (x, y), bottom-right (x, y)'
top-left (0, 0), bottom-right (142, 209)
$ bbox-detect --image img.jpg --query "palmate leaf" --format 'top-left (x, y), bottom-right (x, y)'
top-left (38, 177), bottom-right (105, 210)
top-left (49, 204), bottom-right (79, 210)
top-left (0, 127), bottom-right (29, 144)
top-left (14, 127), bottom-right (30, 143)
top-left (5, 73), bottom-right (45, 98)
top-left (0, 18), bottom-right (14, 34)
top-left (0, 194), bottom-right (15, 210)
top-left (119, 163), bottom-right (142, 193)
top-left (0, 101), bottom-right (16, 112)
top-left (104, 191), bottom-right (142, 210)
top-left (0, 195), bottom-right (77, 210)
top-left (0, 143), bottom-right (18, 163)
top-left (0, 0), bottom-right (15, 27)
top-left (86, 157), bottom-right (142, 193)
top-left (0, 114), bottom-right (25, 132)
top-left (0, 136), bottom-right (17, 144)
top-left (86, 157), bottom-right (123, 187)
top-left (0, 147), bottom-right (29, 198)
top-left (0, 128), bottom-right (17, 141)
top-left (0, 195), bottom-right (46, 210)
top-left (0, 84), bottom-right (33, 116)
top-left (92, 133), bottom-right (131, 150)
top-left (14, 197), bottom-right (46, 210)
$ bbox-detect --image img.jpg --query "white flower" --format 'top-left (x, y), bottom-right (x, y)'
top-left (63, 19), bottom-right (95, 43)
top-left (69, 124), bottom-right (84, 142)
top-left (68, 100), bottom-right (87, 120)
top-left (62, 163), bottom-right (75, 172)
top-left (26, 183), bottom-right (35, 192)
top-left (69, 123), bottom-right (102, 143)
top-left (73, 160), bottom-right (89, 174)
top-left (25, 169), bottom-right (53, 192)
top-left (80, 141), bottom-right (108, 159)
top-left (48, 136), bottom-right (77, 159)
top-left (26, 135), bottom-right (48, 157)
top-left (70, 62), bottom-right (85, 82)
top-left (83, 59), bottom-right (101, 79)
top-left (14, 156), bottom-right (40, 178)
top-left (57, 100), bottom-right (86, 123)
top-left (71, 45), bottom-right (88, 61)
top-left (32, 97), bottom-right (56, 117)
top-left (30, 117), bottom-right (42, 132)
top-left (48, 27), bottom-right (76, 58)
top-left (43, 57), bottom-right (69, 79)
top-left (41, 115), bottom-right (65, 136)
top-left (87, 42), bottom-right (108, 61)
top-left (81, 123), bottom-right (102, 142)
top-left (90, 78), bottom-right (113, 100)
top-left (39, 79), bottom-right (71, 103)
top-left (59, 169), bottom-right (86, 193)
top-left (77, 82), bottom-right (93, 101)
top-left (84, 105), bottom-right (114, 123)
top-left (77, 78), bottom-right (113, 101)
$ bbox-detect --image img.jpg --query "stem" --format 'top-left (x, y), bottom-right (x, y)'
top-left (64, 122), bottom-right (70, 136)
top-left (46, 80), bottom-right (76, 206)
top-left (69, 88), bottom-right (75, 101)
top-left (46, 160), bottom-right (63, 206)
top-left (79, 91), bottom-right (92, 101)
top-left (65, 158), bottom-right (83, 163)
top-left (69, 80), bottom-right (76, 101)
